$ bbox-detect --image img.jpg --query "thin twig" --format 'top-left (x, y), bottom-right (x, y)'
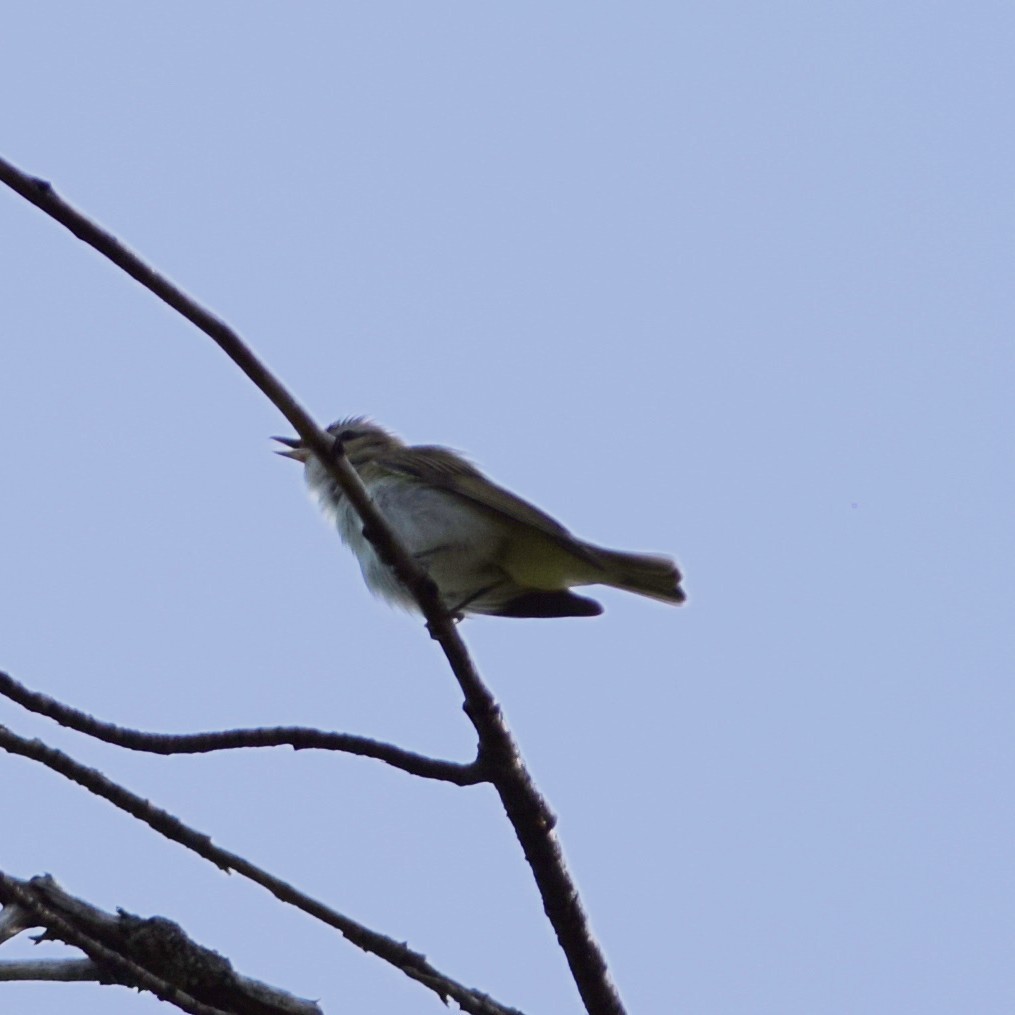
top-left (0, 672), bottom-right (483, 785)
top-left (0, 725), bottom-right (523, 1015)
top-left (0, 958), bottom-right (98, 982)
top-left (0, 154), bottom-right (626, 1015)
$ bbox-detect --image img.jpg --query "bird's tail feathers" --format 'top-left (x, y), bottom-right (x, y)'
top-left (591, 546), bottom-right (686, 605)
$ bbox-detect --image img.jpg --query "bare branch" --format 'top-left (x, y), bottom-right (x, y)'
top-left (0, 154), bottom-right (626, 1015)
top-left (0, 874), bottom-right (322, 1015)
top-left (0, 726), bottom-right (524, 1015)
top-left (0, 875), bottom-right (235, 1015)
top-left (0, 672), bottom-right (483, 785)
top-left (0, 958), bottom-right (98, 982)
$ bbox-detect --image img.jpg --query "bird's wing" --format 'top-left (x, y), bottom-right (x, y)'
top-left (378, 445), bottom-right (605, 568)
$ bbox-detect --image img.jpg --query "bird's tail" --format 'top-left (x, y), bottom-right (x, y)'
top-left (590, 546), bottom-right (686, 605)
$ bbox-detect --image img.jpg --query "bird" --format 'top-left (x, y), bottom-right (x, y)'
top-left (274, 417), bottom-right (685, 619)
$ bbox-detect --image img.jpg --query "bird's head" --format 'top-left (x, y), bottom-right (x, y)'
top-left (272, 416), bottom-right (403, 467)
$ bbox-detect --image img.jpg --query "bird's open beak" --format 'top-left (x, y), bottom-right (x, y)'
top-left (272, 436), bottom-right (309, 462)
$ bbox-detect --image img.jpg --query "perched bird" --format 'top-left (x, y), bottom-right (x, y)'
top-left (275, 418), bottom-right (685, 618)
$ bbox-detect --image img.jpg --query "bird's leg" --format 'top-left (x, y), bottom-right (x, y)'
top-left (425, 612), bottom-right (464, 638)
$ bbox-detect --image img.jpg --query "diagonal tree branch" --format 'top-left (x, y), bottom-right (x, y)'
top-left (0, 726), bottom-right (524, 1015)
top-left (0, 153), bottom-right (626, 1015)
top-left (0, 671), bottom-right (483, 785)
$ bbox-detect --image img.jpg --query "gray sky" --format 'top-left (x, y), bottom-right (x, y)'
top-left (2, 4), bottom-right (1012, 1013)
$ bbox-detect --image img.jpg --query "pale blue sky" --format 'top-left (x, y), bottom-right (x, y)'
top-left (2, 5), bottom-right (1012, 1014)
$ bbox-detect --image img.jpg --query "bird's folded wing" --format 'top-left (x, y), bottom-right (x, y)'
top-left (379, 446), bottom-right (605, 569)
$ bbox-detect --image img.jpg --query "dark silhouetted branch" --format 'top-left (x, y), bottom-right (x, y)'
top-left (0, 874), bottom-right (235, 1015)
top-left (0, 874), bottom-right (321, 1015)
top-left (0, 672), bottom-right (483, 785)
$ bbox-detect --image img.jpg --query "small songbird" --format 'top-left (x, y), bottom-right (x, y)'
top-left (274, 418), bottom-right (685, 618)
